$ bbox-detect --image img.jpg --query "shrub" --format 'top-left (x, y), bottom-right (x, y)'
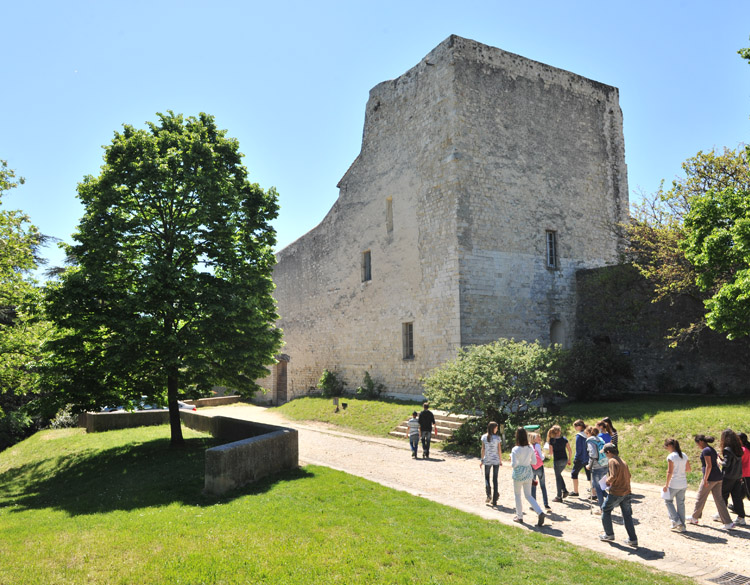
top-left (355, 371), bottom-right (385, 399)
top-left (317, 369), bottom-right (345, 398)
top-left (422, 338), bottom-right (561, 439)
top-left (49, 404), bottom-right (78, 429)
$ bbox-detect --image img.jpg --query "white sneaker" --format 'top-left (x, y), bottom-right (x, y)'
top-left (724, 522), bottom-right (736, 530)
top-left (687, 516), bottom-right (700, 525)
top-left (674, 524), bottom-right (686, 533)
top-left (624, 538), bottom-right (638, 547)
top-left (735, 517), bottom-right (746, 526)
top-left (712, 513), bottom-right (721, 522)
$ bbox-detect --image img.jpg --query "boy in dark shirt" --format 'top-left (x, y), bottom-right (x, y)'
top-left (418, 402), bottom-right (437, 459)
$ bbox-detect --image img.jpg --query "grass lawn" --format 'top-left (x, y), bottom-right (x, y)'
top-left (272, 394), bottom-right (750, 489)
top-left (556, 395), bottom-right (750, 487)
top-left (274, 396), bottom-right (418, 437)
top-left (0, 425), bottom-right (695, 585)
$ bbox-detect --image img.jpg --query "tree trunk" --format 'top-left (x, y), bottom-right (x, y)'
top-left (167, 366), bottom-right (184, 448)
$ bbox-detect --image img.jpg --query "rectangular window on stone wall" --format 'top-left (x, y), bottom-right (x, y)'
top-left (386, 197), bottom-right (393, 234)
top-left (362, 250), bottom-right (372, 282)
top-left (546, 230), bottom-right (558, 269)
top-left (402, 322), bottom-right (414, 360)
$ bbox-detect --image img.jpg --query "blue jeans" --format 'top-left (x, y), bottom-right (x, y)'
top-left (409, 433), bottom-right (419, 457)
top-left (591, 466), bottom-right (607, 507)
top-left (553, 459), bottom-right (568, 497)
top-left (664, 486), bottom-right (687, 525)
top-left (484, 464), bottom-right (499, 501)
top-left (601, 493), bottom-right (637, 541)
top-left (420, 430), bottom-right (432, 456)
top-left (531, 466), bottom-right (550, 507)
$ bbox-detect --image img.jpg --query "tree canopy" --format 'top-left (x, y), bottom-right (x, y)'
top-left (44, 112), bottom-right (282, 445)
top-left (682, 166), bottom-right (750, 340)
top-left (0, 160), bottom-right (53, 449)
top-left (625, 38), bottom-right (750, 345)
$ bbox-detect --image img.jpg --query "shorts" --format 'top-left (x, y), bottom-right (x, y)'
top-left (571, 460), bottom-right (591, 481)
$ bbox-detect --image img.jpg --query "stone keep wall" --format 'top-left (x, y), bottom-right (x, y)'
top-left (448, 37), bottom-right (628, 347)
top-left (270, 35), bottom-right (628, 398)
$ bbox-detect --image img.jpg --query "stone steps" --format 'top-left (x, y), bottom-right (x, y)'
top-left (389, 410), bottom-right (473, 442)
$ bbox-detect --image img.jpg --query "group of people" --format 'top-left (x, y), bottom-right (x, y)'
top-left (667, 430), bottom-right (750, 531)
top-left (474, 417), bottom-right (750, 545)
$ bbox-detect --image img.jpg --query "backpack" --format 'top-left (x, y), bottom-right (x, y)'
top-left (588, 436), bottom-right (607, 467)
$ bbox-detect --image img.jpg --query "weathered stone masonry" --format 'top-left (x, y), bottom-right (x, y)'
top-left (264, 35), bottom-right (628, 400)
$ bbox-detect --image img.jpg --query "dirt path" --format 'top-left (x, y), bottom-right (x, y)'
top-left (207, 404), bottom-right (750, 583)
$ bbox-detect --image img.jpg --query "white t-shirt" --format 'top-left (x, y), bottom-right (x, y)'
top-left (481, 433), bottom-right (502, 465)
top-left (667, 451), bottom-right (689, 489)
top-left (407, 418), bottom-right (420, 436)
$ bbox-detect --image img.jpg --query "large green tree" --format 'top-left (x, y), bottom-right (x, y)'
top-left (0, 160), bottom-right (53, 449)
top-left (627, 39), bottom-right (750, 344)
top-left (44, 112), bottom-right (282, 446)
top-left (682, 165), bottom-right (750, 339)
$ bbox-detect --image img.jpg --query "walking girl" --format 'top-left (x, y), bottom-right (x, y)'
top-left (480, 421), bottom-right (503, 506)
top-left (529, 432), bottom-right (551, 512)
top-left (511, 427), bottom-right (546, 526)
top-left (547, 425), bottom-right (572, 502)
top-left (739, 432), bottom-right (750, 504)
top-left (687, 434), bottom-right (734, 530)
top-left (717, 429), bottom-right (746, 526)
top-left (600, 417), bottom-right (619, 447)
top-left (662, 438), bottom-right (691, 532)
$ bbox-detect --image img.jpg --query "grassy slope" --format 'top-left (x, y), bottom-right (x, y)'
top-left (274, 395), bottom-right (750, 488)
top-left (275, 396), bottom-right (417, 437)
top-left (559, 396), bottom-right (750, 487)
top-left (0, 426), bottom-right (694, 585)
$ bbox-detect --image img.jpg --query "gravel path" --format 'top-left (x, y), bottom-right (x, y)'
top-left (207, 405), bottom-right (750, 583)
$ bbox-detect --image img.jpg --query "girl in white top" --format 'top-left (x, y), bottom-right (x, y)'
top-left (510, 427), bottom-right (545, 526)
top-left (479, 421), bottom-right (503, 505)
top-left (663, 438), bottom-right (691, 532)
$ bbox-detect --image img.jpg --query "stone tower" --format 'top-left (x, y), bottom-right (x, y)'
top-left (263, 35), bottom-right (628, 401)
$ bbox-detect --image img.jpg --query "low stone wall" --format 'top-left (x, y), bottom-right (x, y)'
top-left (180, 411), bottom-right (298, 496)
top-left (184, 395), bottom-right (242, 408)
top-left (84, 408), bottom-right (299, 496)
top-left (85, 410), bottom-right (170, 433)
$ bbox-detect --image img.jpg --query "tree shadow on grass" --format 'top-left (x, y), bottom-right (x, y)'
top-left (1, 436), bottom-right (314, 516)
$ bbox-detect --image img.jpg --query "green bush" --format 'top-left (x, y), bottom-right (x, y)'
top-left (555, 342), bottom-right (632, 400)
top-left (423, 338), bottom-right (560, 437)
top-left (355, 371), bottom-right (384, 399)
top-left (317, 369), bottom-right (345, 398)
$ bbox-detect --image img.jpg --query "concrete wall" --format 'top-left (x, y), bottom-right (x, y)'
top-left (86, 409), bottom-right (170, 433)
top-left (84, 409), bottom-right (299, 496)
top-left (179, 411), bottom-right (298, 496)
top-left (270, 35), bottom-right (628, 399)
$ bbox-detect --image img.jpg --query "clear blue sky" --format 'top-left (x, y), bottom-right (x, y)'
top-left (2, 1), bottom-right (749, 276)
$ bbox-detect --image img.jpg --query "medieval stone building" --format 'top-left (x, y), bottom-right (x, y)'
top-left (260, 35), bottom-right (629, 402)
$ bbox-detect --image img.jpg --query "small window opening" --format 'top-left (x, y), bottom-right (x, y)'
top-left (402, 322), bottom-right (414, 360)
top-left (546, 230), bottom-right (558, 269)
top-left (386, 197), bottom-right (393, 234)
top-left (362, 250), bottom-right (372, 282)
